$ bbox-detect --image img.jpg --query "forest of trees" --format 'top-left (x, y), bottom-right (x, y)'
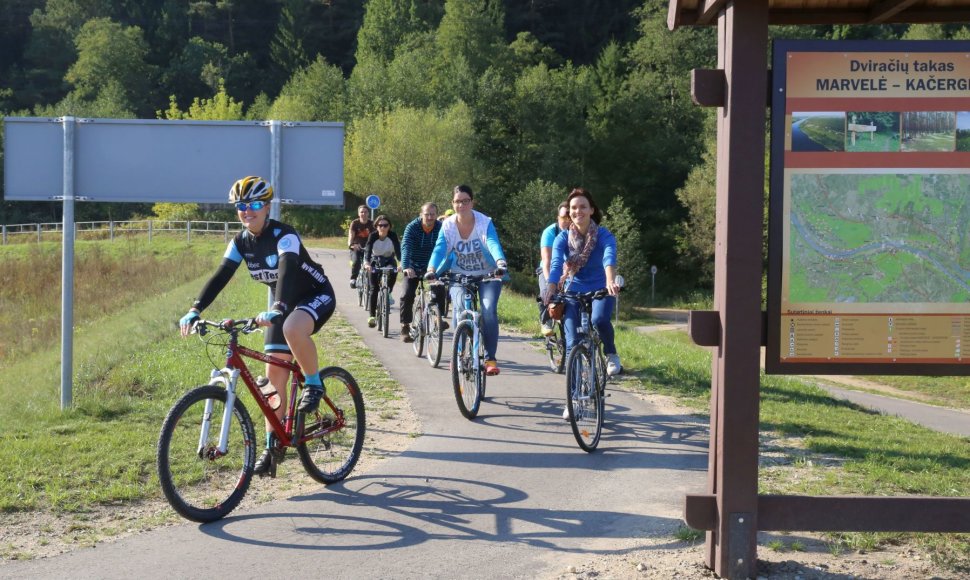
top-left (2, 0), bottom-right (968, 297)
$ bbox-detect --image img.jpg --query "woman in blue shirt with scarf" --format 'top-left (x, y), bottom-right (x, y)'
top-left (545, 188), bottom-right (623, 378)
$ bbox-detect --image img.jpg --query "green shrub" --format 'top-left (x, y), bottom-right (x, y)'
top-left (282, 206), bottom-right (348, 237)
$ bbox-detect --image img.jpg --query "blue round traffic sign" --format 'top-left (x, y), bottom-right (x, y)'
top-left (365, 194), bottom-right (381, 210)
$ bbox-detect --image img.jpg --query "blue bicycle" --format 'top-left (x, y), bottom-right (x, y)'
top-left (556, 276), bottom-right (623, 452)
top-left (446, 272), bottom-right (502, 419)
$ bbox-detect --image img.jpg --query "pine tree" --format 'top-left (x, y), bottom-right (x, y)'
top-left (602, 195), bottom-right (648, 299)
top-left (270, 1), bottom-right (310, 77)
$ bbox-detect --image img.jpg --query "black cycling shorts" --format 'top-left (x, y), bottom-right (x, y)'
top-left (264, 280), bottom-right (336, 354)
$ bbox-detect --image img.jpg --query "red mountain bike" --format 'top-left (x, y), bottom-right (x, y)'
top-left (157, 317), bottom-right (365, 522)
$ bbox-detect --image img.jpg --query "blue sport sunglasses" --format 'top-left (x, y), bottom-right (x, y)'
top-left (235, 200), bottom-right (266, 212)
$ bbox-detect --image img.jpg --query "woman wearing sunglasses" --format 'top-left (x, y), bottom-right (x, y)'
top-left (363, 215), bottom-right (401, 328)
top-left (178, 176), bottom-right (336, 476)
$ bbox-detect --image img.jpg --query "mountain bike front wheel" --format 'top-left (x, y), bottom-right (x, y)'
top-left (411, 296), bottom-right (425, 357)
top-left (452, 321), bottom-right (482, 419)
top-left (298, 367), bottom-right (366, 484)
top-left (379, 288), bottom-right (391, 338)
top-left (426, 303), bottom-right (443, 368)
top-left (157, 385), bottom-right (257, 522)
top-left (356, 271), bottom-right (366, 308)
top-left (363, 274), bottom-right (372, 310)
top-left (565, 343), bottom-right (603, 452)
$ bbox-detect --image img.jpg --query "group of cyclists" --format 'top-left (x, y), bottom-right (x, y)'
top-left (179, 176), bottom-right (623, 474)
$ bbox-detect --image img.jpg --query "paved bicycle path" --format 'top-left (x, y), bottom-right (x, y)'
top-left (638, 309), bottom-right (970, 438)
top-left (1, 251), bottom-right (708, 579)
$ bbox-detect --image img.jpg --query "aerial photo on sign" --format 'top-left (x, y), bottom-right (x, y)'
top-left (788, 171), bottom-right (970, 305)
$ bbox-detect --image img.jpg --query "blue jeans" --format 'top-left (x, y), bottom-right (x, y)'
top-left (562, 295), bottom-right (617, 356)
top-left (450, 279), bottom-right (502, 361)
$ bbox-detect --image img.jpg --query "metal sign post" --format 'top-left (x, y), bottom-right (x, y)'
top-left (59, 117), bottom-right (75, 410)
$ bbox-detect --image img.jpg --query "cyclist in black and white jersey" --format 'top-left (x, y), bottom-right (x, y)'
top-left (178, 176), bottom-right (336, 476)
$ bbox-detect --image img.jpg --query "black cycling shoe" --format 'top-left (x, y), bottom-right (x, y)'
top-left (253, 447), bottom-right (286, 478)
top-left (298, 385), bottom-right (325, 414)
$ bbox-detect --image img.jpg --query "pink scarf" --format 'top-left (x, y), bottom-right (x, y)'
top-left (566, 222), bottom-right (598, 273)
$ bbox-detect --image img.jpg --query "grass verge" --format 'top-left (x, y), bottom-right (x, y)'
top-left (498, 288), bottom-right (969, 572)
top-left (0, 237), bottom-right (222, 364)
top-left (1, 241), bottom-right (967, 572)
top-left (0, 267), bottom-right (406, 513)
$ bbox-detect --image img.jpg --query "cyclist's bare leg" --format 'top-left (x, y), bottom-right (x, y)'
top-left (266, 355), bottom-right (291, 426)
top-left (282, 310), bottom-right (319, 378)
top-left (256, 353), bottom-right (292, 475)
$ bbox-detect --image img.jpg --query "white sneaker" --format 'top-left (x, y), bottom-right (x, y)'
top-left (541, 320), bottom-right (555, 337)
top-left (562, 407), bottom-right (570, 420)
top-left (606, 354), bottom-right (622, 377)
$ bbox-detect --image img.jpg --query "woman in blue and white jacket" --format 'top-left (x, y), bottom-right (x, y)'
top-left (426, 185), bottom-right (508, 376)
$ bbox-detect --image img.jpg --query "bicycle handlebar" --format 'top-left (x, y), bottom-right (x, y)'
top-left (553, 285), bottom-right (622, 306)
top-left (429, 271), bottom-right (503, 285)
top-left (192, 317), bottom-right (261, 337)
top-left (553, 274), bottom-right (624, 301)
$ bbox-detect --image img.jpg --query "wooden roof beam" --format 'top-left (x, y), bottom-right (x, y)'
top-left (667, 0), bottom-right (728, 30)
top-left (667, 0), bottom-right (690, 30)
top-left (766, 8), bottom-right (970, 24)
top-left (868, 0), bottom-right (922, 23)
top-left (696, 0), bottom-right (730, 25)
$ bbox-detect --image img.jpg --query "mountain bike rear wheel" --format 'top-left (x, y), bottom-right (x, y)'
top-left (546, 323), bottom-right (566, 374)
top-left (452, 321), bottom-right (482, 419)
top-left (596, 347), bottom-right (608, 393)
top-left (565, 343), bottom-right (603, 452)
top-left (157, 385), bottom-right (256, 522)
top-left (426, 303), bottom-right (443, 368)
top-left (476, 327), bottom-right (487, 400)
top-left (298, 367), bottom-right (366, 484)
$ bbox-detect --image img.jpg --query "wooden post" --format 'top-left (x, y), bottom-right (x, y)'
top-left (705, 3), bottom-right (769, 578)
